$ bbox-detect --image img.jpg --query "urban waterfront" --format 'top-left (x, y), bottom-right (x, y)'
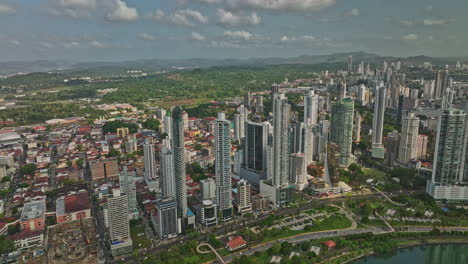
top-left (351, 244), bottom-right (468, 264)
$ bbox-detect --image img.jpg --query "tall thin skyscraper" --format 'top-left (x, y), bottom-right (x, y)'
top-left (160, 147), bottom-right (176, 200)
top-left (330, 97), bottom-right (354, 167)
top-left (119, 167), bottom-right (138, 218)
top-left (372, 85), bottom-right (386, 159)
top-left (272, 93), bottom-right (291, 187)
top-left (348, 55), bottom-right (353, 73)
top-left (398, 113), bottom-right (419, 164)
top-left (304, 89), bottom-right (319, 125)
top-left (143, 138), bottom-right (156, 180)
top-left (171, 106), bottom-right (187, 218)
top-left (353, 113), bottom-right (362, 143)
top-left (107, 189), bottom-right (132, 256)
top-left (215, 113), bottom-right (232, 220)
top-left (427, 109), bottom-right (468, 201)
top-left (432, 110), bottom-right (466, 184)
top-left (244, 120), bottom-right (269, 173)
top-left (163, 112), bottom-right (172, 138)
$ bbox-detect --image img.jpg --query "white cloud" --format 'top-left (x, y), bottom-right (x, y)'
top-left (51, 0), bottom-right (96, 17)
top-left (224, 30), bottom-right (253, 40)
top-left (423, 19), bottom-right (447, 25)
top-left (280, 36), bottom-right (295, 42)
top-left (399, 20), bottom-right (413, 26)
top-left (9, 40), bottom-right (20, 47)
top-left (106, 0), bottom-right (138, 22)
top-left (210, 40), bottom-right (242, 48)
top-left (402, 33), bottom-right (418, 41)
top-left (63, 41), bottom-right (81, 48)
top-left (196, 0), bottom-right (221, 3)
top-left (217, 9), bottom-right (261, 27)
top-left (0, 4), bottom-right (15, 15)
top-left (149, 9), bottom-right (208, 26)
top-left (39, 41), bottom-right (54, 49)
top-left (139, 33), bottom-right (156, 41)
top-left (225, 0), bottom-right (337, 12)
top-left (191, 32), bottom-right (206, 41)
top-left (346, 8), bottom-right (360, 17)
top-left (179, 9), bottom-right (209, 24)
top-left (302, 35), bottom-right (316, 41)
top-left (90, 40), bottom-right (104, 48)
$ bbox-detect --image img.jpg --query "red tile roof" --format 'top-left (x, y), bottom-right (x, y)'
top-left (323, 240), bottom-right (336, 248)
top-left (64, 192), bottom-right (90, 213)
top-left (227, 236), bottom-right (247, 250)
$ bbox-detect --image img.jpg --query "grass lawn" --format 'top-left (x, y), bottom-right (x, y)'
top-left (363, 168), bottom-right (388, 181)
top-left (130, 224), bottom-right (152, 250)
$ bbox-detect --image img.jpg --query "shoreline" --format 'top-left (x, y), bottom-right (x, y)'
top-left (342, 240), bottom-right (468, 264)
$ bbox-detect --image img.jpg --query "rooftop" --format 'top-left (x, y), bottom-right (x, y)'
top-left (20, 199), bottom-right (46, 222)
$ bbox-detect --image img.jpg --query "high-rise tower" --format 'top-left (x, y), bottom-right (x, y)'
top-left (398, 113), bottom-right (419, 164)
top-left (215, 113), bottom-right (233, 220)
top-left (372, 85), bottom-right (386, 159)
top-left (171, 106), bottom-right (187, 219)
top-left (330, 97), bottom-right (354, 167)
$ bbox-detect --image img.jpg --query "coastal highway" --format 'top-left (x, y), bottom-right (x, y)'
top-left (214, 226), bottom-right (468, 264)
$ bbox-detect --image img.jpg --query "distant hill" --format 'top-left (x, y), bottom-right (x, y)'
top-left (0, 52), bottom-right (466, 76)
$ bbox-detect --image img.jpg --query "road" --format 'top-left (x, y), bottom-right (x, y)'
top-left (114, 191), bottom-right (421, 264)
top-left (217, 226), bottom-right (468, 263)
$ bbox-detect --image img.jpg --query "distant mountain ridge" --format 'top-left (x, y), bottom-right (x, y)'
top-left (0, 52), bottom-right (465, 76)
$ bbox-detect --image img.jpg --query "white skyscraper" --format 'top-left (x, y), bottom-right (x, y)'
top-left (304, 89), bottom-right (319, 125)
top-left (163, 113), bottom-right (172, 138)
top-left (215, 113), bottom-right (233, 220)
top-left (236, 179), bottom-right (252, 214)
top-left (272, 93), bottom-right (291, 187)
top-left (143, 138), bottom-right (156, 180)
top-left (160, 147), bottom-right (176, 200)
top-left (171, 106), bottom-right (187, 219)
top-left (372, 85), bottom-right (386, 159)
top-left (119, 167), bottom-right (138, 219)
top-left (107, 189), bottom-right (132, 256)
top-left (398, 113), bottom-right (420, 164)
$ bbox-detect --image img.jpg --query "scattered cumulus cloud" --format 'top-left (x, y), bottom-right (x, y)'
top-left (90, 40), bottom-right (104, 48)
top-left (0, 4), bottom-right (15, 15)
top-left (423, 19), bottom-right (447, 25)
top-left (217, 9), bottom-right (261, 27)
top-left (224, 30), bottom-right (253, 40)
top-left (225, 0), bottom-right (337, 12)
top-left (191, 32), bottom-right (206, 41)
top-left (9, 40), bottom-right (20, 47)
top-left (402, 33), bottom-right (418, 41)
top-left (51, 0), bottom-right (97, 17)
top-left (106, 0), bottom-right (138, 22)
top-left (345, 8), bottom-right (360, 17)
top-left (399, 20), bottom-right (413, 26)
top-left (196, 0), bottom-right (221, 3)
top-left (39, 41), bottom-right (54, 49)
top-left (149, 9), bottom-right (208, 26)
top-left (139, 33), bottom-right (156, 41)
top-left (63, 41), bottom-right (80, 48)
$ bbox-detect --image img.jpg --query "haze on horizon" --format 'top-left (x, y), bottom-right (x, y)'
top-left (0, 0), bottom-right (467, 62)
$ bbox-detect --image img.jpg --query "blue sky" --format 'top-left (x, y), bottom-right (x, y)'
top-left (0, 0), bottom-right (466, 62)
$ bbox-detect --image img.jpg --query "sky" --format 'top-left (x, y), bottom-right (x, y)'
top-left (0, 0), bottom-right (467, 62)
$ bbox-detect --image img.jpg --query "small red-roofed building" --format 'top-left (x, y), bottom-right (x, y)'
top-left (322, 240), bottom-right (336, 250)
top-left (56, 192), bottom-right (91, 224)
top-left (226, 236), bottom-right (247, 251)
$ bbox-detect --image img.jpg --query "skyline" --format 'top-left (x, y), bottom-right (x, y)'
top-left (0, 0), bottom-right (467, 62)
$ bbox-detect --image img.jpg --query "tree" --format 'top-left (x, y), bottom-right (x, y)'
top-left (1, 176), bottom-right (11, 183)
top-left (106, 148), bottom-right (121, 158)
top-left (142, 118), bottom-right (160, 131)
top-left (19, 163), bottom-right (37, 176)
top-left (0, 236), bottom-right (14, 255)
